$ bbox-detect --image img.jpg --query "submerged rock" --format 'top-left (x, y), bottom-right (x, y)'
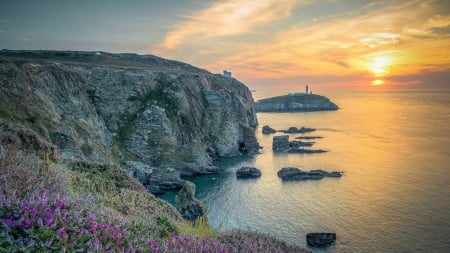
top-left (262, 125), bottom-right (277, 134)
top-left (236, 166), bottom-right (262, 178)
top-left (289, 140), bottom-right (315, 148)
top-left (306, 233), bottom-right (336, 247)
top-left (277, 167), bottom-right (342, 180)
top-left (295, 136), bottom-right (323, 140)
top-left (287, 148), bottom-right (327, 154)
top-left (175, 181), bottom-right (206, 221)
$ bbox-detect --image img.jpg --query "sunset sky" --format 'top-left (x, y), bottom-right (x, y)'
top-left (1, 0), bottom-right (449, 90)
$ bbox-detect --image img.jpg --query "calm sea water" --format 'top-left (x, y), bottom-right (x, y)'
top-left (162, 90), bottom-right (450, 252)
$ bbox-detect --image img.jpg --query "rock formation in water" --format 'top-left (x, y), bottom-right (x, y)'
top-left (175, 181), bottom-right (206, 221)
top-left (0, 50), bottom-right (259, 188)
top-left (273, 135), bottom-right (322, 153)
top-left (278, 167), bottom-right (342, 180)
top-left (255, 93), bottom-right (338, 112)
top-left (306, 233), bottom-right (337, 247)
top-left (262, 125), bottom-right (276, 134)
top-left (236, 166), bottom-right (262, 178)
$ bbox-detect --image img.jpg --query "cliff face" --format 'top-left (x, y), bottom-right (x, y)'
top-left (255, 93), bottom-right (338, 112)
top-left (0, 50), bottom-right (258, 177)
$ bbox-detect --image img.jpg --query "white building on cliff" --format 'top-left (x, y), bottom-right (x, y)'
top-left (223, 70), bottom-right (231, 78)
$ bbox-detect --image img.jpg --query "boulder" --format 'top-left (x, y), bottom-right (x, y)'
top-left (262, 125), bottom-right (276, 134)
top-left (273, 135), bottom-right (290, 151)
top-left (236, 166), bottom-right (262, 178)
top-left (175, 181), bottom-right (206, 221)
top-left (306, 233), bottom-right (336, 247)
top-left (278, 167), bottom-right (342, 181)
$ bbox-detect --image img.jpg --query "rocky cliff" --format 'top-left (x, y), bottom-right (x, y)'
top-left (255, 93), bottom-right (338, 112)
top-left (0, 50), bottom-right (258, 182)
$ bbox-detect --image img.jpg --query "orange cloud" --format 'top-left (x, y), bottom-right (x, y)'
top-left (154, 0), bottom-right (310, 51)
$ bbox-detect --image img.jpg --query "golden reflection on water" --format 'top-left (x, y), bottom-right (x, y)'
top-left (190, 90), bottom-right (450, 251)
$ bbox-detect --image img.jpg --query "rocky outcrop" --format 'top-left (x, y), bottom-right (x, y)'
top-left (0, 50), bottom-right (259, 179)
top-left (262, 125), bottom-right (276, 134)
top-left (236, 166), bottom-right (261, 178)
top-left (175, 181), bottom-right (206, 221)
top-left (306, 233), bottom-right (336, 247)
top-left (124, 161), bottom-right (184, 194)
top-left (255, 93), bottom-right (338, 112)
top-left (272, 135), bottom-right (290, 151)
top-left (277, 167), bottom-right (342, 180)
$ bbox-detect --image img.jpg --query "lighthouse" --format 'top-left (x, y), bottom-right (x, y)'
top-left (306, 84), bottom-right (309, 94)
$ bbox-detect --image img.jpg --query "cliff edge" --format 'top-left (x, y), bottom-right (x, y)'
top-left (255, 93), bottom-right (338, 112)
top-left (0, 50), bottom-right (259, 180)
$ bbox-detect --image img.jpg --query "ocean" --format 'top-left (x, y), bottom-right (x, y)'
top-left (161, 90), bottom-right (450, 252)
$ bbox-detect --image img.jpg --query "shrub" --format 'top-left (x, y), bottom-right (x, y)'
top-left (0, 141), bottom-right (67, 199)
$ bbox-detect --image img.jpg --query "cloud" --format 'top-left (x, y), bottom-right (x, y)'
top-left (153, 0), bottom-right (450, 89)
top-left (153, 0), bottom-right (311, 51)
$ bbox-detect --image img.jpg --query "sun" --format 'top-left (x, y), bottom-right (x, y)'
top-left (367, 55), bottom-right (393, 77)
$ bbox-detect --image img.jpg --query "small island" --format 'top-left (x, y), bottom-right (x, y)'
top-left (255, 85), bottom-right (338, 112)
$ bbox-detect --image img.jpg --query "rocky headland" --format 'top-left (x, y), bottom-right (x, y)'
top-left (255, 93), bottom-right (338, 112)
top-left (0, 50), bottom-right (259, 193)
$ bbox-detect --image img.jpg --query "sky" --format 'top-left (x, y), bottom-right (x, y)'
top-left (1, 0), bottom-right (449, 91)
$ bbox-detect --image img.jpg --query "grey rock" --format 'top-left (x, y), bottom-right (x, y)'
top-left (236, 166), bottom-right (262, 178)
top-left (273, 135), bottom-right (290, 152)
top-left (306, 233), bottom-right (336, 247)
top-left (255, 93), bottom-right (339, 112)
top-left (125, 162), bottom-right (184, 194)
top-left (262, 125), bottom-right (276, 134)
top-left (149, 167), bottom-right (184, 191)
top-left (176, 181), bottom-right (206, 221)
top-left (0, 145), bottom-right (4, 159)
top-left (278, 167), bottom-right (342, 181)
